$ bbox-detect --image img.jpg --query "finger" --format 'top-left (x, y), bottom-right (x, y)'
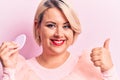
top-left (3, 47), bottom-right (19, 56)
top-left (0, 42), bottom-right (18, 58)
top-left (93, 61), bottom-right (102, 67)
top-left (0, 42), bottom-right (18, 52)
top-left (0, 42), bottom-right (17, 50)
top-left (0, 42), bottom-right (8, 51)
top-left (0, 48), bottom-right (19, 60)
top-left (91, 55), bottom-right (101, 62)
top-left (90, 50), bottom-right (102, 57)
top-left (10, 50), bottom-right (19, 62)
top-left (7, 42), bottom-right (18, 50)
top-left (103, 38), bottom-right (110, 49)
top-left (9, 48), bottom-right (19, 57)
top-left (92, 47), bottom-right (102, 52)
top-left (90, 53), bottom-right (99, 57)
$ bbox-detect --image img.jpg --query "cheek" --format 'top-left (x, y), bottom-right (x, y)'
top-left (39, 28), bottom-right (54, 40)
top-left (66, 30), bottom-right (74, 43)
top-left (40, 31), bottom-right (48, 40)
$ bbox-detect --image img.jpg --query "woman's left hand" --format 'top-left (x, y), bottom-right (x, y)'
top-left (90, 39), bottom-right (113, 72)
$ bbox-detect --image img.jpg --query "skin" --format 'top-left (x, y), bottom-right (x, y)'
top-left (90, 39), bottom-right (113, 72)
top-left (36, 8), bottom-right (74, 68)
top-left (0, 42), bottom-right (19, 69)
top-left (0, 8), bottom-right (113, 72)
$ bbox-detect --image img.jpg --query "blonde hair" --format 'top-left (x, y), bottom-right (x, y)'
top-left (33, 0), bottom-right (81, 45)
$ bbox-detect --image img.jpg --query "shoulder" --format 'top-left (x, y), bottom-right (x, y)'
top-left (15, 55), bottom-right (40, 80)
top-left (16, 54), bottom-right (38, 72)
top-left (71, 50), bottom-right (103, 79)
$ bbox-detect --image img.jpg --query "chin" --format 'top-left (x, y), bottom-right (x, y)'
top-left (50, 47), bottom-right (67, 55)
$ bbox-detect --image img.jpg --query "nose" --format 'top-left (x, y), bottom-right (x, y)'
top-left (54, 27), bottom-right (64, 38)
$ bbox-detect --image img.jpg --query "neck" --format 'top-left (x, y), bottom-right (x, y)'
top-left (36, 51), bottom-right (70, 69)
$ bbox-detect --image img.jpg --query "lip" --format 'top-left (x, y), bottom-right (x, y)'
top-left (51, 39), bottom-right (65, 46)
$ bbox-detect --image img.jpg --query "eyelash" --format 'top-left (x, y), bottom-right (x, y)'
top-left (46, 24), bottom-right (56, 28)
top-left (63, 25), bottom-right (71, 29)
top-left (46, 24), bottom-right (71, 29)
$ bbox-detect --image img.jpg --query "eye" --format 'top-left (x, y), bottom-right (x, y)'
top-left (63, 25), bottom-right (71, 29)
top-left (46, 24), bottom-right (56, 29)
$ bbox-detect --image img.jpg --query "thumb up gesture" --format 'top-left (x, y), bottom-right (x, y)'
top-left (90, 39), bottom-right (113, 72)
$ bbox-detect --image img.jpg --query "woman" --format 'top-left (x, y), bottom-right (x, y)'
top-left (0, 0), bottom-right (118, 80)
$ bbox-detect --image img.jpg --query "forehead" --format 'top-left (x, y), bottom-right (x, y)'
top-left (42, 7), bottom-right (68, 23)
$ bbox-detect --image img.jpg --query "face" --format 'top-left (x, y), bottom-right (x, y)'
top-left (38, 8), bottom-right (74, 55)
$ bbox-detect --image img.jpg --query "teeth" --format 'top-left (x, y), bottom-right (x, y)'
top-left (51, 39), bottom-right (64, 46)
top-left (54, 40), bottom-right (63, 44)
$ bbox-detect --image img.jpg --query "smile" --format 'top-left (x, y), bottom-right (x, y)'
top-left (51, 39), bottom-right (65, 46)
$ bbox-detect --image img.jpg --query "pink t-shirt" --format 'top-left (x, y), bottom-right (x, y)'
top-left (0, 51), bottom-right (119, 80)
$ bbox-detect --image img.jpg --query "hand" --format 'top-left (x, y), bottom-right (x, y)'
top-left (90, 39), bottom-right (113, 72)
top-left (0, 42), bottom-right (19, 69)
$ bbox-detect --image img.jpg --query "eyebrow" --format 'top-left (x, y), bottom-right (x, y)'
top-left (46, 21), bottom-right (56, 25)
top-left (64, 22), bottom-right (69, 25)
top-left (46, 21), bottom-right (69, 25)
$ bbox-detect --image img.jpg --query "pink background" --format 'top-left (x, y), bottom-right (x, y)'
top-left (0, 0), bottom-right (120, 76)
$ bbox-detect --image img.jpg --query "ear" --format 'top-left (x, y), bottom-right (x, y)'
top-left (34, 19), bottom-right (40, 38)
top-left (34, 19), bottom-right (40, 32)
top-left (34, 19), bottom-right (39, 29)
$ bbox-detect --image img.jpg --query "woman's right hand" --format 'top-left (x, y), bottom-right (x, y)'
top-left (0, 42), bottom-right (19, 69)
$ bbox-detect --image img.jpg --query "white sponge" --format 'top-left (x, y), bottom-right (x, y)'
top-left (14, 34), bottom-right (26, 49)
